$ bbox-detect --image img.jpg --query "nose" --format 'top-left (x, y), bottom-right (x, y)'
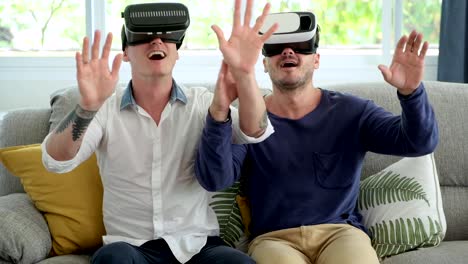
top-left (281, 47), bottom-right (295, 56)
top-left (150, 38), bottom-right (163, 45)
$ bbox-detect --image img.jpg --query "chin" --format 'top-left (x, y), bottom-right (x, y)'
top-left (273, 78), bottom-right (306, 91)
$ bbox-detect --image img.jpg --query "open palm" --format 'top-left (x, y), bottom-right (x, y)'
top-left (76, 30), bottom-right (122, 110)
top-left (211, 0), bottom-right (277, 76)
top-left (378, 30), bottom-right (428, 95)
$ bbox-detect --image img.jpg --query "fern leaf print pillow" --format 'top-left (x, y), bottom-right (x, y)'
top-left (358, 154), bottom-right (446, 258)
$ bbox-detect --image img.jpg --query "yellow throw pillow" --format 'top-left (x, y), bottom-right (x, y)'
top-left (236, 194), bottom-right (251, 237)
top-left (0, 144), bottom-right (105, 256)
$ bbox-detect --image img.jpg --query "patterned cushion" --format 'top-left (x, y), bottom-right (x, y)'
top-left (210, 182), bottom-right (246, 249)
top-left (359, 153), bottom-right (446, 258)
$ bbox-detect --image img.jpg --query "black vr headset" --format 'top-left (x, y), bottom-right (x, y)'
top-left (260, 12), bottom-right (319, 57)
top-left (121, 3), bottom-right (190, 50)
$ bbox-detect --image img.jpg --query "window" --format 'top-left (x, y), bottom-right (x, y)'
top-left (0, 0), bottom-right (441, 54)
top-left (0, 0), bottom-right (85, 55)
top-left (106, 0), bottom-right (234, 51)
top-left (0, 0), bottom-right (442, 85)
top-left (403, 0), bottom-right (441, 51)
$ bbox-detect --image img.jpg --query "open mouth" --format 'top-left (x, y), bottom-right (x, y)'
top-left (280, 60), bottom-right (299, 68)
top-left (148, 50), bottom-right (166, 60)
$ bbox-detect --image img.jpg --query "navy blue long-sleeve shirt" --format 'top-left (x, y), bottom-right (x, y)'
top-left (196, 83), bottom-right (438, 239)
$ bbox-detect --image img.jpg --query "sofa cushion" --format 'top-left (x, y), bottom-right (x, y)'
top-left (47, 84), bottom-right (272, 132)
top-left (0, 193), bottom-right (51, 263)
top-left (0, 109), bottom-right (51, 196)
top-left (36, 254), bottom-right (90, 264)
top-left (358, 153), bottom-right (446, 258)
top-left (48, 84), bottom-right (127, 132)
top-left (0, 144), bottom-right (105, 256)
top-left (48, 87), bottom-right (81, 132)
top-left (381, 241), bottom-right (468, 264)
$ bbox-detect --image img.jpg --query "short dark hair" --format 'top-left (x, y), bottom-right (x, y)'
top-left (313, 24), bottom-right (320, 53)
top-left (121, 25), bottom-right (127, 51)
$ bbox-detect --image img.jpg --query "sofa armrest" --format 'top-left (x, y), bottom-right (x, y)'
top-left (0, 193), bottom-right (51, 263)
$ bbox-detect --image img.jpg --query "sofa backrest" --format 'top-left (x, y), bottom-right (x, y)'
top-left (0, 108), bottom-right (52, 195)
top-left (1, 80), bottom-right (467, 240)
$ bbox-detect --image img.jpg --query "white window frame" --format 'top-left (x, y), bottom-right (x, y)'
top-left (0, 0), bottom-right (439, 87)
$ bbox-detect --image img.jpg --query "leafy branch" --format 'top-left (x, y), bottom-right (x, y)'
top-left (209, 182), bottom-right (244, 247)
top-left (369, 216), bottom-right (442, 258)
top-left (28, 0), bottom-right (65, 47)
top-left (359, 170), bottom-right (429, 210)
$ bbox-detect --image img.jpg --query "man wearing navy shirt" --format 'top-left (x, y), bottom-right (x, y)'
top-left (195, 12), bottom-right (438, 264)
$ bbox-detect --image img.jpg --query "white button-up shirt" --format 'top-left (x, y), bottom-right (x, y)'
top-left (42, 81), bottom-right (273, 263)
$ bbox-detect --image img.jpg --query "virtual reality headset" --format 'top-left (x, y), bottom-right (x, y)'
top-left (121, 3), bottom-right (190, 50)
top-left (259, 12), bottom-right (318, 57)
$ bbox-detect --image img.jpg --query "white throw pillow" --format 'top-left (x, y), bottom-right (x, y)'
top-left (358, 153), bottom-right (446, 258)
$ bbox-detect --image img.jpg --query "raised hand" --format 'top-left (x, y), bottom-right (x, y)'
top-left (378, 30), bottom-right (428, 95)
top-left (76, 30), bottom-right (123, 110)
top-left (210, 0), bottom-right (275, 135)
top-left (211, 0), bottom-right (278, 77)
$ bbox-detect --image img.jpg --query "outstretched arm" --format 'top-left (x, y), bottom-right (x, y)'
top-left (362, 30), bottom-right (437, 155)
top-left (210, 0), bottom-right (278, 138)
top-left (46, 30), bottom-right (122, 161)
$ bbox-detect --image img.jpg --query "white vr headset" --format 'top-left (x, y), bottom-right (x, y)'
top-left (259, 12), bottom-right (318, 56)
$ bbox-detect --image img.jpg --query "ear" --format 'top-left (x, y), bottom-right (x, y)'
top-left (314, 53), bottom-right (320, 69)
top-left (122, 48), bottom-right (129, 62)
top-left (263, 58), bottom-right (268, 73)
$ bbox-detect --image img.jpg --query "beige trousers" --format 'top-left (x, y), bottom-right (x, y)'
top-left (248, 224), bottom-right (380, 264)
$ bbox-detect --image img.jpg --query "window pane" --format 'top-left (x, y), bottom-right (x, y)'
top-left (0, 0), bottom-right (442, 55)
top-left (0, 0), bottom-right (85, 55)
top-left (403, 0), bottom-right (441, 46)
top-left (110, 0), bottom-right (383, 51)
top-left (107, 0), bottom-right (234, 51)
top-left (254, 0), bottom-right (383, 48)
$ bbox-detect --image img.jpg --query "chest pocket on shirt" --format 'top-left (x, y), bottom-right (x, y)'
top-left (312, 151), bottom-right (353, 189)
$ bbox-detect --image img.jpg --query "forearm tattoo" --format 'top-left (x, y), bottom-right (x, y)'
top-left (55, 104), bottom-right (97, 141)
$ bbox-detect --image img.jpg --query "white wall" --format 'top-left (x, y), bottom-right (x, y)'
top-left (0, 53), bottom-right (438, 112)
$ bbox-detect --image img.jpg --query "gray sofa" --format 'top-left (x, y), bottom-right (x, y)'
top-left (1, 81), bottom-right (468, 264)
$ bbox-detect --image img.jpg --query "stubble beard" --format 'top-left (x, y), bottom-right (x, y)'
top-left (270, 69), bottom-right (313, 93)
top-left (272, 77), bottom-right (306, 92)
top-left (266, 54), bottom-right (315, 93)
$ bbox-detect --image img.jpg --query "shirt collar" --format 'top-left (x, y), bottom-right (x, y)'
top-left (170, 80), bottom-right (188, 104)
top-left (120, 79), bottom-right (187, 110)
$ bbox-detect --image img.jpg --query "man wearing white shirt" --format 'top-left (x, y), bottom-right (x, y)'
top-left (41, 1), bottom-right (277, 263)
